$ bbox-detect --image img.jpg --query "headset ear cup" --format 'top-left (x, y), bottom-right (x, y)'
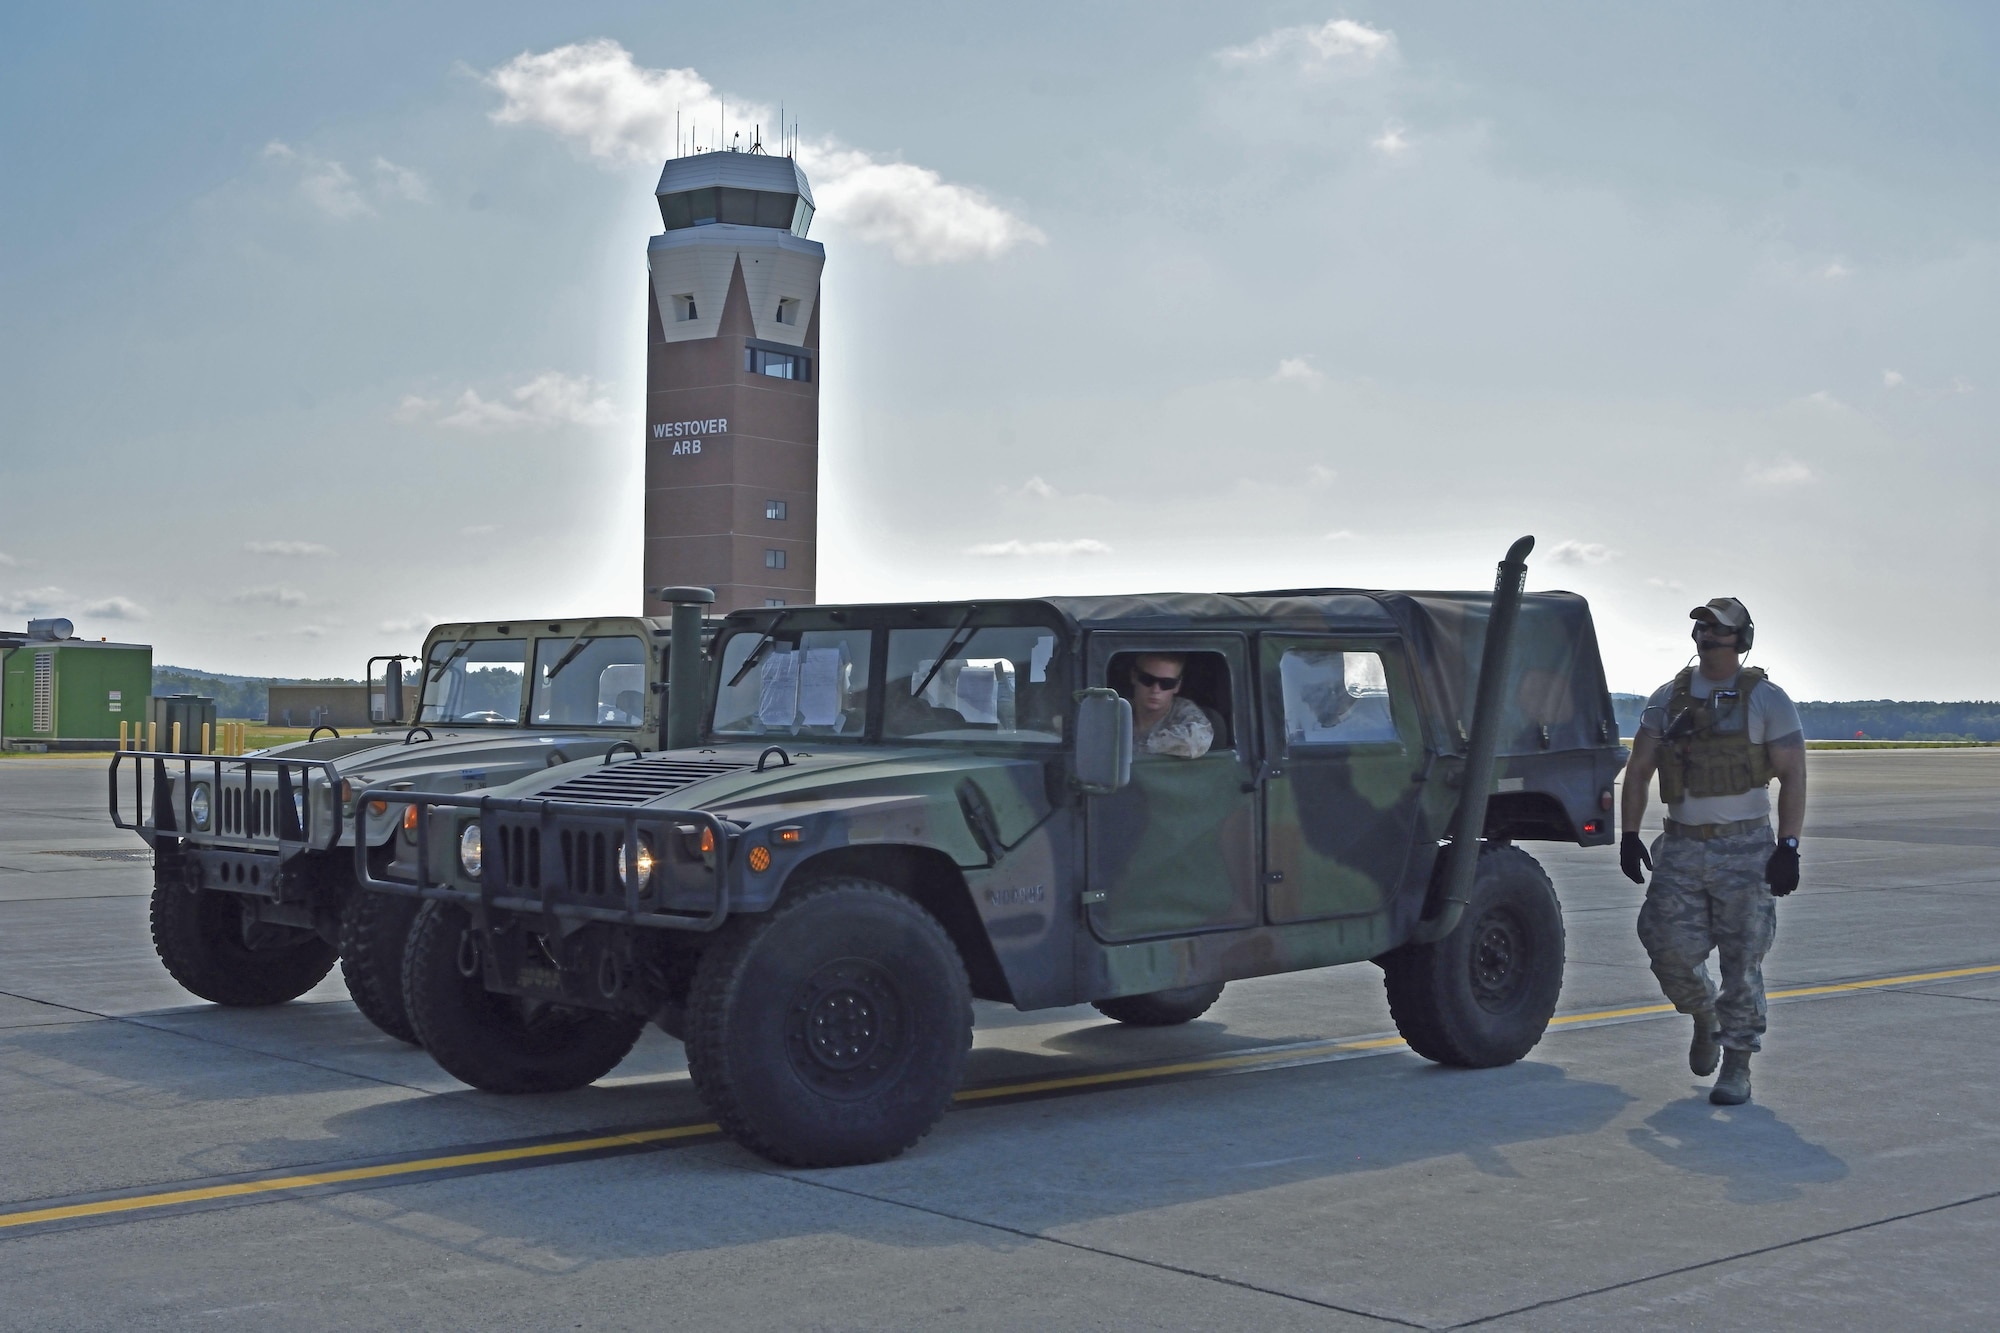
top-left (1740, 625), bottom-right (1753, 651)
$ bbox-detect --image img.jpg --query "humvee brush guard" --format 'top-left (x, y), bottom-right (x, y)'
top-left (112, 613), bottom-right (695, 1041)
top-left (363, 539), bottom-right (1627, 1167)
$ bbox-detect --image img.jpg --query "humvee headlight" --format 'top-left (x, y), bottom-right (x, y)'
top-left (189, 784), bottom-right (212, 831)
top-left (616, 836), bottom-right (657, 889)
top-left (458, 824), bottom-right (483, 878)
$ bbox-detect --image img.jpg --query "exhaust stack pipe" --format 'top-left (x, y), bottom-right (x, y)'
top-left (1409, 535), bottom-right (1535, 944)
top-left (655, 586), bottom-right (716, 750)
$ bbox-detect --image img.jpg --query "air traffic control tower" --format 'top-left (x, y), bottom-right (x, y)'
top-left (642, 149), bottom-right (822, 614)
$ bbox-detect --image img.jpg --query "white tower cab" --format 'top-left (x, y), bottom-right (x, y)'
top-left (642, 150), bottom-right (823, 615)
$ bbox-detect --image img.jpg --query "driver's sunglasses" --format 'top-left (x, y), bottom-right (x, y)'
top-left (1132, 668), bottom-right (1182, 691)
top-left (1695, 623), bottom-right (1739, 639)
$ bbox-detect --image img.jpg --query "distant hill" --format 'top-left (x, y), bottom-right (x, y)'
top-left (1613, 693), bottom-right (2000, 742)
top-left (154, 666), bottom-right (359, 721)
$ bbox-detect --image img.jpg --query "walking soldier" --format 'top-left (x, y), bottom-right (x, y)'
top-left (1620, 598), bottom-right (1808, 1106)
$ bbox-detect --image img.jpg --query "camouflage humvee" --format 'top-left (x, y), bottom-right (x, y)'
top-left (362, 542), bottom-right (1626, 1167)
top-left (113, 614), bottom-right (687, 1041)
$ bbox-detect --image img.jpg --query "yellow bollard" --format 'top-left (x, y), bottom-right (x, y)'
top-left (202, 722), bottom-right (212, 754)
top-left (171, 721), bottom-right (182, 754)
top-left (148, 721), bottom-right (157, 751)
top-left (120, 720), bottom-right (129, 749)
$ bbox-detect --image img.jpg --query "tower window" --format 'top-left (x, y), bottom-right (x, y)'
top-left (673, 294), bottom-right (698, 322)
top-left (744, 346), bottom-right (811, 381)
top-left (776, 298), bottom-right (800, 326)
top-left (765, 500), bottom-right (788, 521)
top-left (764, 549), bottom-right (787, 570)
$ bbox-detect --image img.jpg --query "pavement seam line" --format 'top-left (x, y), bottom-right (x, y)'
top-left (2, 957), bottom-right (1995, 1236)
top-left (768, 1169), bottom-right (1426, 1329)
top-left (1444, 1185), bottom-right (2000, 1329)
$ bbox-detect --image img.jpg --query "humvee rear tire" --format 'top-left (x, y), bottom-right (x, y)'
top-left (1092, 982), bottom-right (1225, 1027)
top-left (685, 879), bottom-right (972, 1168)
top-left (1381, 846), bottom-right (1565, 1068)
top-left (338, 889), bottom-right (423, 1045)
top-left (402, 901), bottom-right (645, 1092)
top-left (150, 882), bottom-right (338, 1006)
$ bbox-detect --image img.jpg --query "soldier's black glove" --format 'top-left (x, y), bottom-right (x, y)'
top-left (1620, 831), bottom-right (1652, 884)
top-left (1766, 839), bottom-right (1800, 896)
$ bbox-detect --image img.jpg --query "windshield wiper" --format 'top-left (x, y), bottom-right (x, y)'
top-left (725, 610), bottom-right (794, 688)
top-left (541, 619), bottom-right (603, 682)
top-left (908, 606), bottom-right (981, 703)
top-left (426, 635), bottom-right (473, 684)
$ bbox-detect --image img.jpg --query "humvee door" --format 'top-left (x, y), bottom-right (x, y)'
top-left (1258, 636), bottom-right (1426, 922)
top-left (1084, 633), bottom-right (1259, 941)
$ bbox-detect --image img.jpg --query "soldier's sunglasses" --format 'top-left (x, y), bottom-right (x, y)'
top-left (1132, 668), bottom-right (1181, 691)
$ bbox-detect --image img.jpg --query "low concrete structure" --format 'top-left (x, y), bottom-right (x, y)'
top-left (266, 683), bottom-right (371, 729)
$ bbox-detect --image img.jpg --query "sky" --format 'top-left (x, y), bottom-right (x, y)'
top-left (1, 2), bottom-right (1995, 699)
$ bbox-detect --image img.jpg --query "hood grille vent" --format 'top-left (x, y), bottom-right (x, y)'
top-left (538, 757), bottom-right (749, 806)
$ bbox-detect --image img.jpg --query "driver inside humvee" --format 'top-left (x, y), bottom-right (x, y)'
top-left (1115, 652), bottom-right (1215, 759)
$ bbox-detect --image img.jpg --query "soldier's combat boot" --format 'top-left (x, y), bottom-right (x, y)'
top-left (1709, 1048), bottom-right (1752, 1105)
top-left (1688, 1010), bottom-right (1720, 1077)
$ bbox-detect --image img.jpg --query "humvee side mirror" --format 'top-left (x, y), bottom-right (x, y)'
top-left (1073, 688), bottom-right (1133, 794)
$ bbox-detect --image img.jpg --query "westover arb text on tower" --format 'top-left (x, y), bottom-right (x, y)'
top-left (642, 149), bottom-right (822, 615)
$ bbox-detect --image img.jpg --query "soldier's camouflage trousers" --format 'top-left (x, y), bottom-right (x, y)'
top-left (1636, 828), bottom-right (1778, 1052)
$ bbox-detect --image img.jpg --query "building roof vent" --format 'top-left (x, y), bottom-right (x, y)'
top-left (26, 618), bottom-right (74, 641)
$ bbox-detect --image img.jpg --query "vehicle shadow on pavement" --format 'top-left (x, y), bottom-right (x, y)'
top-left (1624, 1094), bottom-right (1849, 1204)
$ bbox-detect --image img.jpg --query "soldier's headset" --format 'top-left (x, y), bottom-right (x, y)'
top-left (1691, 611), bottom-right (1754, 653)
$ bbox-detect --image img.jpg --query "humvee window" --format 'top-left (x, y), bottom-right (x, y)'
top-left (530, 636), bottom-right (649, 727)
top-left (420, 638), bottom-right (527, 725)
top-left (884, 626), bottom-right (1066, 742)
top-left (1279, 648), bottom-right (1398, 746)
top-left (712, 628), bottom-right (872, 738)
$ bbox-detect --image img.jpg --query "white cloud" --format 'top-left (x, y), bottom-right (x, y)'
top-left (803, 146), bottom-right (1045, 264)
top-left (1323, 529), bottom-right (1360, 541)
top-left (1218, 19), bottom-right (1396, 69)
top-left (245, 540), bottom-right (335, 557)
top-left (1271, 356), bottom-right (1325, 388)
top-left (292, 624), bottom-right (332, 639)
top-left (1019, 476), bottom-right (1058, 500)
top-left (459, 524), bottom-right (498, 536)
top-left (1883, 369), bottom-right (1905, 388)
top-left (372, 157), bottom-right (430, 203)
top-left (1647, 577), bottom-right (1687, 594)
top-left (1746, 457), bottom-right (1814, 486)
top-left (378, 614), bottom-right (434, 634)
top-left (230, 586), bottom-right (309, 608)
top-left (1817, 261), bottom-right (1852, 280)
top-left (1307, 464), bottom-right (1338, 488)
top-left (262, 141), bottom-right (429, 220)
top-left (964, 538), bottom-right (1112, 557)
top-left (408, 372), bottom-right (618, 432)
top-left (0, 551), bottom-right (16, 567)
top-left (484, 41), bottom-right (1042, 264)
top-left (1547, 540), bottom-right (1617, 566)
top-left (1372, 124), bottom-right (1412, 156)
top-left (0, 586), bottom-right (70, 614)
top-left (1952, 376), bottom-right (1977, 394)
top-left (81, 596), bottom-right (147, 621)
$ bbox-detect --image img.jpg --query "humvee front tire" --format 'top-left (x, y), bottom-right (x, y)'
top-left (1092, 982), bottom-right (1225, 1027)
top-left (338, 889), bottom-right (423, 1044)
top-left (150, 882), bottom-right (338, 1006)
top-left (686, 879), bottom-right (973, 1168)
top-left (1381, 846), bottom-right (1565, 1068)
top-left (402, 901), bottom-right (645, 1092)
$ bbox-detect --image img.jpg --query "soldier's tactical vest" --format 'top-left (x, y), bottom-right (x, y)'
top-left (1657, 666), bottom-right (1775, 804)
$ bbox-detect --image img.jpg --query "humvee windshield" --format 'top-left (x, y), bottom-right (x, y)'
top-left (712, 627), bottom-right (873, 738)
top-left (884, 626), bottom-right (1066, 743)
top-left (529, 635), bottom-right (649, 727)
top-left (420, 639), bottom-right (527, 725)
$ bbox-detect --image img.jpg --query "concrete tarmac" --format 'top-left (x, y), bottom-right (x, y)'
top-left (1, 751), bottom-right (1997, 1329)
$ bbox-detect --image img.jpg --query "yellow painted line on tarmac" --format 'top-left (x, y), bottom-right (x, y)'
top-left (0, 1123), bottom-right (718, 1231)
top-left (4, 959), bottom-right (1997, 1233)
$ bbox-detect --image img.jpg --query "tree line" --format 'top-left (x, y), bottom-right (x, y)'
top-left (1613, 695), bottom-right (2000, 742)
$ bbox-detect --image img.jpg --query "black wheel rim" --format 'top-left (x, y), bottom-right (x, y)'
top-left (1469, 906), bottom-right (1531, 1014)
top-left (784, 956), bottom-right (907, 1099)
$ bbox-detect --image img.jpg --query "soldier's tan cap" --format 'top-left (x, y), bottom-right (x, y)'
top-left (1689, 597), bottom-right (1752, 630)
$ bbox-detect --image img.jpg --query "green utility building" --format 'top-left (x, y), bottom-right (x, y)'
top-left (1, 620), bottom-right (153, 751)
